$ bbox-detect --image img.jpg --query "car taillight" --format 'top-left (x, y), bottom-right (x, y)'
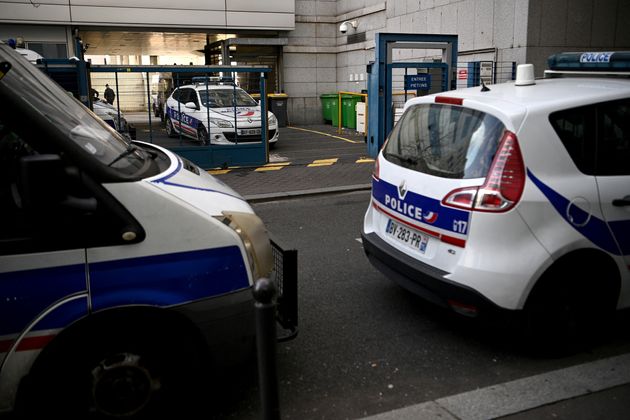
top-left (442, 131), bottom-right (525, 212)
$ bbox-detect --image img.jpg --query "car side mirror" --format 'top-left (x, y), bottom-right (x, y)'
top-left (185, 101), bottom-right (199, 110)
top-left (19, 154), bottom-right (97, 213)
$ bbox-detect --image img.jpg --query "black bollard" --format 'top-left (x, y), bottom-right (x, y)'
top-left (253, 277), bottom-right (280, 420)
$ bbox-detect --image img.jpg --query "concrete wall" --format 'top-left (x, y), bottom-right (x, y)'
top-left (526, 0), bottom-right (630, 76)
top-left (0, 0), bottom-right (295, 30)
top-left (284, 0), bottom-right (338, 124)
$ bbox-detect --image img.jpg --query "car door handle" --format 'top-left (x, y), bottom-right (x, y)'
top-left (612, 196), bottom-right (630, 207)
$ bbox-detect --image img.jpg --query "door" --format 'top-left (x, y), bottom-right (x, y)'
top-left (595, 99), bottom-right (630, 269)
top-left (0, 120), bottom-right (88, 367)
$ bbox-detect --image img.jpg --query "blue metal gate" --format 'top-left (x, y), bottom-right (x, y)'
top-left (89, 65), bottom-right (271, 169)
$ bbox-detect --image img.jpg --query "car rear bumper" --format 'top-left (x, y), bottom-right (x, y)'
top-left (361, 230), bottom-right (508, 318)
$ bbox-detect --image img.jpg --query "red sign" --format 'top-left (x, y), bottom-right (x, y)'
top-left (457, 69), bottom-right (468, 80)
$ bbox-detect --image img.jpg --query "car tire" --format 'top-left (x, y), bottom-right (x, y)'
top-left (22, 318), bottom-right (205, 418)
top-left (523, 263), bottom-right (614, 356)
top-left (197, 125), bottom-right (209, 145)
top-left (165, 117), bottom-right (177, 138)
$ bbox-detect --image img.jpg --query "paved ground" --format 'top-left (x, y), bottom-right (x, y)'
top-left (206, 123), bottom-right (630, 420)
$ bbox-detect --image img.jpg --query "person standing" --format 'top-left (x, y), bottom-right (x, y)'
top-left (104, 84), bottom-right (115, 105)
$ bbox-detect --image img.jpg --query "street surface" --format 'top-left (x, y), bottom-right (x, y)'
top-left (210, 191), bottom-right (630, 419)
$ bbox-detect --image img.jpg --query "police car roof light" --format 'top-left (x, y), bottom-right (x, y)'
top-left (547, 51), bottom-right (630, 72)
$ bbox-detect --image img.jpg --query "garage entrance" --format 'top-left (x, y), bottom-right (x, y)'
top-left (89, 64), bottom-right (273, 169)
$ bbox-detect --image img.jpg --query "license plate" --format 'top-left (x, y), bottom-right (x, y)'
top-left (238, 128), bottom-right (261, 135)
top-left (385, 219), bottom-right (429, 254)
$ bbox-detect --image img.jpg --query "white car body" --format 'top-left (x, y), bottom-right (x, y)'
top-left (164, 80), bottom-right (279, 146)
top-left (362, 53), bottom-right (630, 329)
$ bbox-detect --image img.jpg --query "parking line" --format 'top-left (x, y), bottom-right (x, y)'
top-left (255, 162), bottom-right (291, 172)
top-left (356, 158), bottom-right (375, 164)
top-left (208, 169), bottom-right (231, 175)
top-left (308, 158), bottom-right (338, 167)
top-left (288, 126), bottom-right (363, 144)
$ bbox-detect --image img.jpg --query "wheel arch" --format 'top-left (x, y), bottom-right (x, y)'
top-left (525, 248), bottom-right (621, 310)
top-left (20, 305), bottom-right (209, 399)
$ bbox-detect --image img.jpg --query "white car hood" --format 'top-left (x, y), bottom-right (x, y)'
top-left (145, 147), bottom-right (253, 215)
top-left (212, 107), bottom-right (265, 120)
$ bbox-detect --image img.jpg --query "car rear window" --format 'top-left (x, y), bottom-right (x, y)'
top-left (383, 103), bottom-right (505, 179)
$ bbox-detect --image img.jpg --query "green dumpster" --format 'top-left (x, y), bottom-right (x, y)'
top-left (342, 95), bottom-right (363, 129)
top-left (320, 94), bottom-right (338, 124)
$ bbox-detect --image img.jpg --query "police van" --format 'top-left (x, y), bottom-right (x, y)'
top-left (362, 52), bottom-right (630, 347)
top-left (0, 42), bottom-right (296, 417)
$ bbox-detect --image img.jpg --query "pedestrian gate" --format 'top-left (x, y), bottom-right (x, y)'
top-left (367, 33), bottom-right (458, 157)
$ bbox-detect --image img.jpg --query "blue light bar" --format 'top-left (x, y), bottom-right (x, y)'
top-left (548, 52), bottom-right (630, 71)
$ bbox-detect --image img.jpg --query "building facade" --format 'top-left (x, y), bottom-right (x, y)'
top-left (1, 0), bottom-right (629, 124)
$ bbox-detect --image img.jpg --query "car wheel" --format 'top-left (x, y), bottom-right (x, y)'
top-left (197, 125), bottom-right (209, 145)
top-left (165, 117), bottom-right (177, 138)
top-left (22, 320), bottom-right (204, 418)
top-left (523, 263), bottom-right (613, 355)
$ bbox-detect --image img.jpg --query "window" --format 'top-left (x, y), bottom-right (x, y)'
top-left (549, 105), bottom-right (596, 174)
top-left (597, 99), bottom-right (630, 176)
top-left (26, 42), bottom-right (68, 59)
top-left (383, 104), bottom-right (505, 179)
top-left (0, 118), bottom-right (143, 256)
top-left (550, 98), bottom-right (629, 176)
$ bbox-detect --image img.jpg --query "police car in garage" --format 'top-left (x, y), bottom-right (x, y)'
top-left (165, 77), bottom-right (279, 147)
top-left (362, 52), bottom-right (630, 347)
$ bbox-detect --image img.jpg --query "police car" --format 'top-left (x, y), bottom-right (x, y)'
top-left (165, 77), bottom-right (279, 147)
top-left (0, 42), bottom-right (296, 417)
top-left (362, 52), bottom-right (630, 347)
top-left (93, 98), bottom-right (135, 139)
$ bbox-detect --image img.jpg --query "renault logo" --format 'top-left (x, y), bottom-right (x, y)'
top-left (398, 180), bottom-right (408, 199)
top-left (247, 118), bottom-right (252, 123)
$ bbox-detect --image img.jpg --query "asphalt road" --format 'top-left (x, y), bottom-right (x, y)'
top-left (210, 191), bottom-right (630, 420)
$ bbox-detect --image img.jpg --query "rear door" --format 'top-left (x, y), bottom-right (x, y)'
top-left (594, 99), bottom-right (630, 270)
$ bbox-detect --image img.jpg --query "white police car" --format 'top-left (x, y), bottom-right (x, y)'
top-left (362, 52), bottom-right (630, 346)
top-left (92, 98), bottom-right (135, 139)
top-left (164, 77), bottom-right (279, 147)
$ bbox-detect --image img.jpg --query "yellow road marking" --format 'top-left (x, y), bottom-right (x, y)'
top-left (356, 158), bottom-right (375, 163)
top-left (308, 158), bottom-right (338, 167)
top-left (208, 169), bottom-right (231, 175)
top-left (288, 126), bottom-right (362, 144)
top-left (255, 162), bottom-right (291, 172)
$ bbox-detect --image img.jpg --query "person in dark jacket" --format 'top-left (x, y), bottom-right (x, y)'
top-left (104, 84), bottom-right (115, 105)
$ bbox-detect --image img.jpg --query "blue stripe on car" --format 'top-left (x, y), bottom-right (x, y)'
top-left (90, 246), bottom-right (249, 311)
top-left (372, 178), bottom-right (471, 235)
top-left (0, 263), bottom-right (87, 335)
top-left (0, 247), bottom-right (249, 336)
top-left (527, 169), bottom-right (623, 255)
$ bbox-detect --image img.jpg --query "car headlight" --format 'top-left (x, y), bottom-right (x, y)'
top-left (215, 211), bottom-right (273, 280)
top-left (209, 118), bottom-right (233, 128)
top-left (268, 114), bottom-right (277, 126)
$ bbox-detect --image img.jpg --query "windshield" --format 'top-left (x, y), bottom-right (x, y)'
top-left (383, 103), bottom-right (505, 179)
top-left (0, 44), bottom-right (145, 176)
top-left (199, 88), bottom-right (258, 108)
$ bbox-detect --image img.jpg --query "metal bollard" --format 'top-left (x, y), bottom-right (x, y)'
top-left (253, 277), bottom-right (280, 420)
